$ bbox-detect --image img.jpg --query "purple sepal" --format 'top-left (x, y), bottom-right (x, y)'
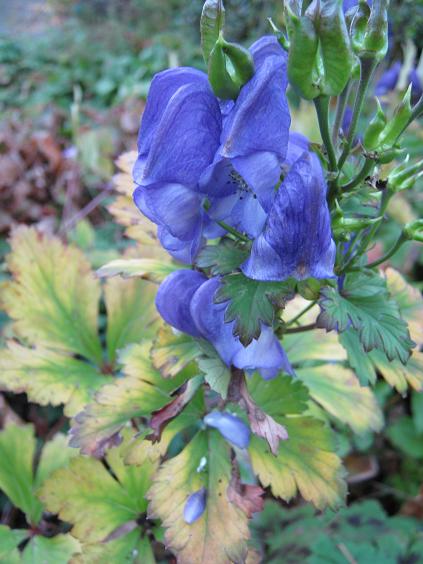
top-left (184, 487), bottom-right (207, 524)
top-left (204, 412), bottom-right (251, 449)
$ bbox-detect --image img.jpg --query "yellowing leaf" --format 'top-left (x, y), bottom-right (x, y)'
top-left (104, 277), bottom-right (159, 363)
top-left (74, 530), bottom-right (154, 564)
top-left (69, 342), bottom-right (192, 456)
top-left (147, 430), bottom-right (250, 563)
top-left (249, 417), bottom-right (346, 510)
top-left (151, 325), bottom-right (200, 378)
top-left (372, 349), bottom-right (423, 393)
top-left (296, 364), bottom-right (383, 433)
top-left (2, 227), bottom-right (102, 364)
top-left (21, 534), bottom-right (81, 564)
top-left (385, 268), bottom-right (423, 346)
top-left (0, 342), bottom-right (109, 417)
top-left (39, 430), bottom-right (156, 545)
top-left (97, 258), bottom-right (179, 284)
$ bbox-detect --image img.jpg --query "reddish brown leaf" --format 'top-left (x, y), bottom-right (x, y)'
top-left (227, 471), bottom-right (264, 518)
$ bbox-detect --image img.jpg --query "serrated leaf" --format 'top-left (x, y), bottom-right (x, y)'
top-left (97, 258), bottom-right (179, 283)
top-left (105, 276), bottom-right (159, 364)
top-left (215, 273), bottom-right (295, 346)
top-left (2, 227), bottom-right (102, 364)
top-left (339, 329), bottom-right (377, 385)
top-left (69, 342), bottom-right (193, 456)
top-left (147, 430), bottom-right (250, 563)
top-left (0, 425), bottom-right (76, 525)
top-left (21, 534), bottom-right (81, 564)
top-left (371, 349), bottom-right (423, 393)
top-left (197, 340), bottom-right (231, 399)
top-left (249, 417), bottom-right (346, 510)
top-left (0, 342), bottom-right (110, 417)
top-left (246, 372), bottom-right (309, 416)
top-left (151, 325), bottom-right (200, 378)
top-left (296, 364), bottom-right (383, 433)
top-left (201, 0), bottom-right (225, 62)
top-left (75, 529), bottom-right (155, 564)
top-left (0, 525), bottom-right (28, 563)
top-left (196, 240), bottom-right (250, 275)
top-left (317, 272), bottom-right (415, 364)
top-left (39, 430), bottom-right (156, 545)
top-left (385, 268), bottom-right (423, 346)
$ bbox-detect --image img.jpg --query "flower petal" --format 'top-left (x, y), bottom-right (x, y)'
top-left (158, 226), bottom-right (204, 264)
top-left (204, 412), bottom-right (251, 449)
top-left (156, 270), bottom-right (207, 337)
top-left (242, 154), bottom-right (336, 281)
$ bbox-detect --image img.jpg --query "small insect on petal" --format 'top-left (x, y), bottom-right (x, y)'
top-left (184, 487), bottom-right (207, 524)
top-left (204, 412), bottom-right (251, 449)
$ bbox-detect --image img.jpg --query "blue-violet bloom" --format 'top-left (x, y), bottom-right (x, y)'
top-left (184, 488), bottom-right (207, 524)
top-left (204, 412), bottom-right (251, 449)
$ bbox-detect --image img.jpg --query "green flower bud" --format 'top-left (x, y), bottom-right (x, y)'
top-left (220, 36), bottom-right (255, 86)
top-left (362, 0), bottom-right (389, 60)
top-left (388, 157), bottom-right (423, 192)
top-left (208, 37), bottom-right (240, 100)
top-left (377, 85), bottom-right (413, 148)
top-left (332, 216), bottom-right (379, 237)
top-left (376, 146), bottom-right (405, 164)
top-left (349, 0), bottom-right (371, 54)
top-left (363, 98), bottom-right (387, 150)
top-left (403, 219), bottom-right (423, 243)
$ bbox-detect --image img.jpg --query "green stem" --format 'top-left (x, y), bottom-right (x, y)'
top-left (216, 220), bottom-right (250, 243)
top-left (341, 158), bottom-right (374, 191)
top-left (285, 300), bottom-right (317, 326)
top-left (314, 95), bottom-right (338, 172)
top-left (348, 233), bottom-right (407, 272)
top-left (332, 81), bottom-right (352, 144)
top-left (338, 57), bottom-right (378, 170)
top-left (284, 322), bottom-right (317, 334)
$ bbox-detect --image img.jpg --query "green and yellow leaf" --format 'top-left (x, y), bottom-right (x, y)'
top-left (21, 534), bottom-right (81, 564)
top-left (97, 258), bottom-right (179, 284)
top-left (151, 325), bottom-right (200, 378)
top-left (147, 430), bottom-right (250, 564)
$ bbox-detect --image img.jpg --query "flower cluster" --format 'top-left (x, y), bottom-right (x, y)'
top-left (133, 36), bottom-right (335, 377)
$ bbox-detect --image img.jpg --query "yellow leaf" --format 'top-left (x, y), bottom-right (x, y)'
top-left (249, 417), bottom-right (346, 510)
top-left (373, 349), bottom-right (423, 393)
top-left (2, 227), bottom-right (102, 364)
top-left (297, 364), bottom-right (383, 433)
top-left (0, 342), bottom-right (110, 417)
top-left (97, 258), bottom-right (179, 284)
top-left (147, 430), bottom-right (249, 564)
top-left (151, 325), bottom-right (200, 378)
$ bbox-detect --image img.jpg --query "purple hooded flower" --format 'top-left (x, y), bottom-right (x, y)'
top-left (242, 152), bottom-right (336, 282)
top-left (156, 270), bottom-right (293, 380)
top-left (204, 412), bottom-right (251, 449)
top-left (199, 36), bottom-right (291, 238)
top-left (184, 488), bottom-right (207, 524)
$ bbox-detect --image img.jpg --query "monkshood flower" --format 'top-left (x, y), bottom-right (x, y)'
top-left (242, 147), bottom-right (336, 282)
top-left (200, 36), bottom-right (290, 239)
top-left (156, 270), bottom-right (294, 380)
top-left (133, 68), bottom-right (223, 263)
top-left (375, 61), bottom-right (422, 100)
top-left (204, 412), bottom-right (251, 449)
top-left (184, 487), bottom-right (207, 524)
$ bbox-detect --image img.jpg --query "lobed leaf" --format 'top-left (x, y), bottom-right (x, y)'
top-left (196, 239), bottom-right (250, 276)
top-left (317, 271), bottom-right (415, 365)
top-left (215, 273), bottom-right (295, 346)
top-left (249, 417), bottom-right (347, 510)
top-left (0, 526), bottom-right (28, 563)
top-left (2, 227), bottom-right (102, 364)
top-left (197, 342), bottom-right (231, 399)
top-left (21, 534), bottom-right (81, 564)
top-left (147, 430), bottom-right (250, 563)
top-left (296, 364), bottom-right (383, 433)
top-left (0, 342), bottom-right (109, 417)
top-left (151, 325), bottom-right (200, 378)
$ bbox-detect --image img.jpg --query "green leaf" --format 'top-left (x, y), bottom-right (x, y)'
top-left (296, 364), bottom-right (383, 433)
top-left (246, 372), bottom-right (309, 416)
top-left (0, 425), bottom-right (76, 525)
top-left (200, 0), bottom-right (225, 63)
top-left (0, 342), bottom-right (110, 417)
top-left (69, 342), bottom-right (193, 456)
top-left (97, 258), bottom-right (179, 283)
top-left (317, 271), bottom-right (415, 364)
top-left (197, 342), bottom-right (231, 399)
top-left (249, 417), bottom-right (346, 510)
top-left (215, 273), bottom-right (295, 346)
top-left (147, 430), bottom-right (250, 562)
top-left (21, 534), bottom-right (81, 564)
top-left (387, 416), bottom-right (423, 459)
top-left (196, 239), bottom-right (250, 275)
top-left (151, 326), bottom-right (200, 378)
top-left (0, 526), bottom-right (28, 563)
top-left (412, 391), bottom-right (423, 434)
top-left (3, 227), bottom-right (102, 364)
top-left (339, 329), bottom-right (377, 385)
top-left (105, 277), bottom-right (159, 364)
top-left (76, 529), bottom-right (155, 564)
top-left (39, 430), bottom-right (157, 545)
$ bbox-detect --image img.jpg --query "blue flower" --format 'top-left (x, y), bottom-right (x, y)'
top-left (133, 68), bottom-right (222, 263)
top-left (156, 270), bottom-right (293, 380)
top-left (199, 36), bottom-right (291, 238)
top-left (204, 412), bottom-right (251, 449)
top-left (184, 488), bottom-right (207, 524)
top-left (242, 149), bottom-right (336, 281)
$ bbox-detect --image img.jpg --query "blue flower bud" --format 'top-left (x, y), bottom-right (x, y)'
top-left (184, 487), bottom-right (207, 524)
top-left (204, 412), bottom-right (251, 449)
